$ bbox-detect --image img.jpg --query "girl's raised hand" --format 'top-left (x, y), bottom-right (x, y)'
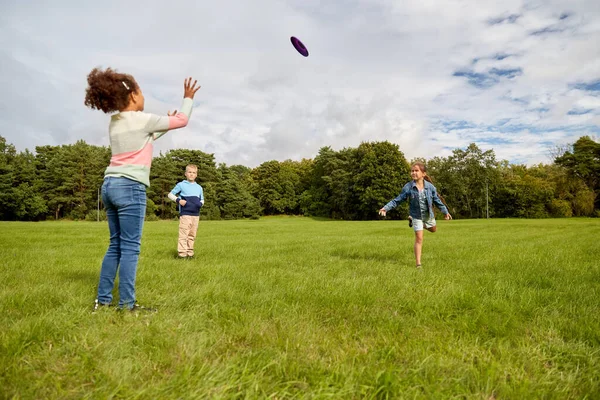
top-left (378, 208), bottom-right (387, 217)
top-left (445, 213), bottom-right (452, 220)
top-left (183, 77), bottom-right (201, 99)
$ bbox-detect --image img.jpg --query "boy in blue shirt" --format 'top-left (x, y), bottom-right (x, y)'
top-left (168, 164), bottom-right (204, 258)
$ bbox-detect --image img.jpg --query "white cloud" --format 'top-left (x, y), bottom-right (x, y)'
top-left (0, 0), bottom-right (598, 168)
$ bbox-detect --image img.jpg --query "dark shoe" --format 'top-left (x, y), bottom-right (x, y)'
top-left (92, 299), bottom-right (112, 312)
top-left (127, 303), bottom-right (157, 313)
top-left (408, 217), bottom-right (413, 228)
top-left (187, 255), bottom-right (195, 260)
top-left (177, 255), bottom-right (187, 260)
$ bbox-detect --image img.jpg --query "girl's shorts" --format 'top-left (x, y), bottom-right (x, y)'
top-left (413, 218), bottom-right (436, 232)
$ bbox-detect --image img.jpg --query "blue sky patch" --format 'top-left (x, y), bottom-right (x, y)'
top-left (436, 120), bottom-right (600, 137)
top-left (559, 12), bottom-right (572, 20)
top-left (529, 107), bottom-right (550, 113)
top-left (504, 96), bottom-right (530, 106)
top-left (530, 26), bottom-right (565, 36)
top-left (453, 70), bottom-right (498, 88)
top-left (472, 53), bottom-right (514, 64)
top-left (488, 14), bottom-right (520, 25)
top-left (494, 53), bottom-right (512, 61)
top-left (454, 67), bottom-right (523, 88)
top-left (567, 108), bottom-right (594, 115)
top-left (477, 136), bottom-right (516, 145)
top-left (439, 120), bottom-right (478, 131)
top-left (489, 68), bottom-right (523, 78)
top-left (572, 80), bottom-right (600, 92)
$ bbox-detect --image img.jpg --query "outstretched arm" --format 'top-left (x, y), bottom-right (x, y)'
top-left (379, 185), bottom-right (409, 216)
top-left (147, 77), bottom-right (201, 139)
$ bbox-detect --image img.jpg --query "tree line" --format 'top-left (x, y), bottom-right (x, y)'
top-left (0, 135), bottom-right (598, 221)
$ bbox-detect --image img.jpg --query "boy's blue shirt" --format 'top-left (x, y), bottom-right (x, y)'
top-left (170, 180), bottom-right (204, 216)
top-left (383, 180), bottom-right (448, 219)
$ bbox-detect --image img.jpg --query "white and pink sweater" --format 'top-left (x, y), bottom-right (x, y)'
top-left (104, 97), bottom-right (193, 187)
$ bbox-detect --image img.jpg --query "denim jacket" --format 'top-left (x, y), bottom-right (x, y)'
top-left (383, 180), bottom-right (449, 219)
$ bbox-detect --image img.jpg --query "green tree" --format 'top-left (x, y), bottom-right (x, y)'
top-left (303, 146), bottom-right (354, 218)
top-left (216, 164), bottom-right (261, 219)
top-left (428, 144), bottom-right (500, 218)
top-left (12, 150), bottom-right (48, 220)
top-left (280, 159), bottom-right (313, 215)
top-left (0, 136), bottom-right (16, 219)
top-left (251, 160), bottom-right (299, 215)
top-left (534, 164), bottom-right (594, 217)
top-left (555, 136), bottom-right (600, 210)
top-left (148, 154), bottom-right (180, 219)
top-left (33, 142), bottom-right (109, 220)
top-left (302, 143), bottom-right (408, 220)
top-left (352, 141), bottom-right (410, 220)
top-left (34, 145), bottom-right (62, 219)
top-left (493, 164), bottom-right (555, 218)
top-left (0, 136), bottom-right (30, 220)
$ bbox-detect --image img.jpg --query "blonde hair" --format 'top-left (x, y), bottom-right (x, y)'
top-left (185, 164), bottom-right (198, 172)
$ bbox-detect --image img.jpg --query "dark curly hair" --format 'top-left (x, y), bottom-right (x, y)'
top-left (84, 67), bottom-right (139, 113)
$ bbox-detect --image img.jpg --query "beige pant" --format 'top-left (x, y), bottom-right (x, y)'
top-left (178, 215), bottom-right (199, 257)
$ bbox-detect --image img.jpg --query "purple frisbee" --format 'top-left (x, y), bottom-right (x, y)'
top-left (290, 36), bottom-right (309, 57)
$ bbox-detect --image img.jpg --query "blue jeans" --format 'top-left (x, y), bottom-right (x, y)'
top-left (97, 177), bottom-right (147, 309)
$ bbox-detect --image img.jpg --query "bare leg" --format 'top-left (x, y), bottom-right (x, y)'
top-left (414, 230), bottom-right (424, 267)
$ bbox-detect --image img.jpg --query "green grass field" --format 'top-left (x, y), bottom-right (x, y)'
top-left (1, 217), bottom-right (599, 399)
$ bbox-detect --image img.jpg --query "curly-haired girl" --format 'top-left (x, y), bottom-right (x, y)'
top-left (85, 67), bottom-right (200, 312)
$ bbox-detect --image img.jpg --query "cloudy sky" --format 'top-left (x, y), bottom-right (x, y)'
top-left (1, 0), bottom-right (599, 167)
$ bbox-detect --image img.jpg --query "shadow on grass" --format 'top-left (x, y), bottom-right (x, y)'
top-left (307, 216), bottom-right (411, 223)
top-left (330, 249), bottom-right (401, 263)
top-left (170, 250), bottom-right (192, 260)
top-left (60, 270), bottom-right (98, 284)
top-left (306, 216), bottom-right (338, 222)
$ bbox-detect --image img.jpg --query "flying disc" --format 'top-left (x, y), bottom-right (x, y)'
top-left (290, 36), bottom-right (309, 57)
